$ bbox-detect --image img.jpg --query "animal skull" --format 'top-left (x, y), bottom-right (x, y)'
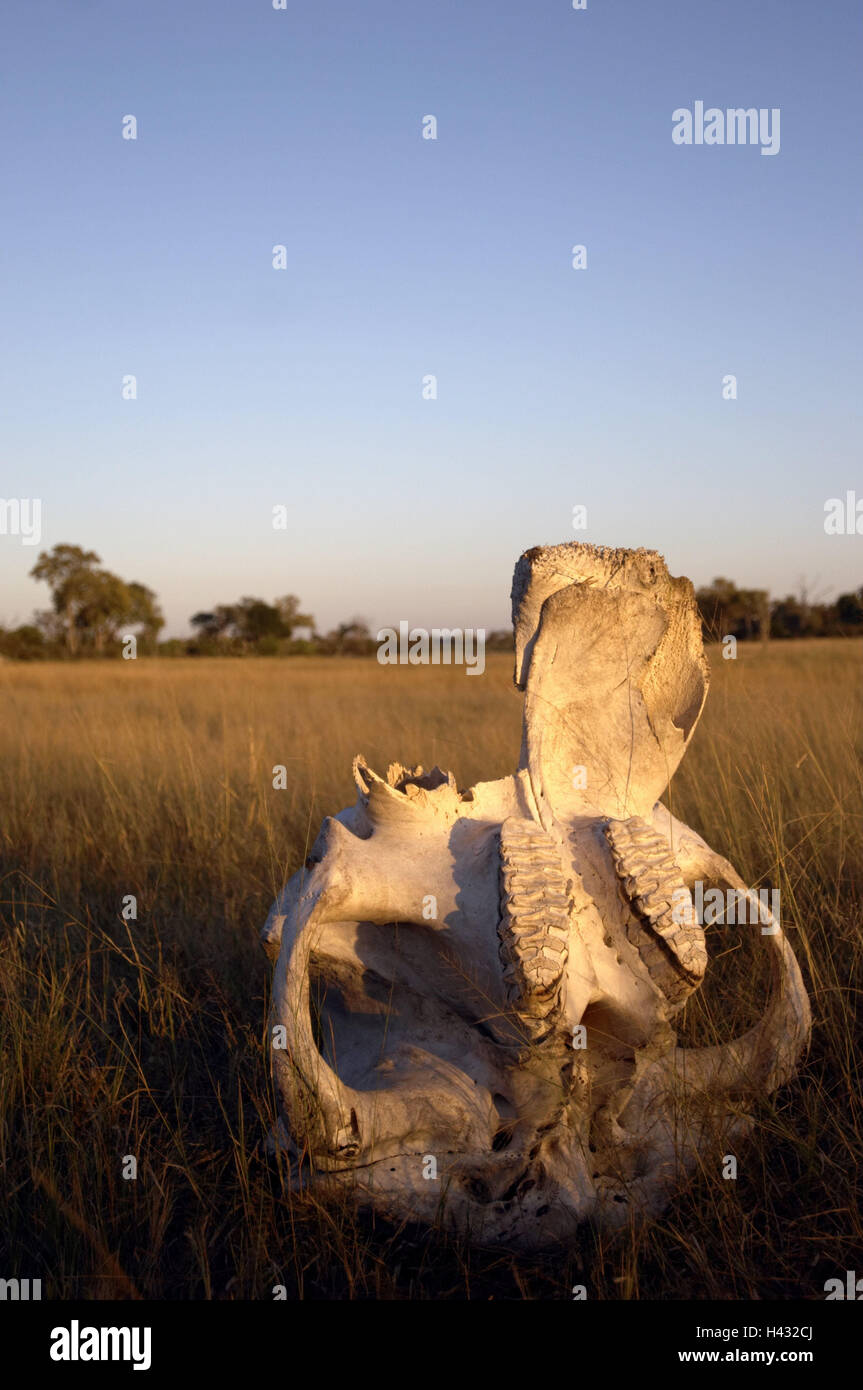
top-left (261, 543), bottom-right (810, 1248)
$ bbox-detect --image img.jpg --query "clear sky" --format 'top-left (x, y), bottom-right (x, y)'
top-left (1, 0), bottom-right (860, 637)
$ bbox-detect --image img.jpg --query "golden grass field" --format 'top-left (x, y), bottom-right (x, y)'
top-left (0, 641), bottom-right (861, 1299)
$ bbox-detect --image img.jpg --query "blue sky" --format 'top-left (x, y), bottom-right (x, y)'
top-left (1, 0), bottom-right (860, 636)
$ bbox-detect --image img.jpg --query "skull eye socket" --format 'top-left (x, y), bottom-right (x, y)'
top-left (307, 960), bottom-right (396, 1088)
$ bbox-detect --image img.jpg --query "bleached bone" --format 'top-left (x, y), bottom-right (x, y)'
top-left (261, 542), bottom-right (811, 1248)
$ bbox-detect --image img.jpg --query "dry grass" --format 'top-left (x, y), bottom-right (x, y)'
top-left (0, 642), bottom-right (861, 1299)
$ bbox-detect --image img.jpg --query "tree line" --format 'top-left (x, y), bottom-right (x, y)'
top-left (0, 543), bottom-right (861, 659)
top-left (695, 577), bottom-right (863, 641)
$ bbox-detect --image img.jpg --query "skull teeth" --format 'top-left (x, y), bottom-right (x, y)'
top-left (498, 818), bottom-right (573, 1027)
top-left (605, 815), bottom-right (708, 1006)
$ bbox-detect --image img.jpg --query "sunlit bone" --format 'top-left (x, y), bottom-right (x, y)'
top-left (261, 543), bottom-right (810, 1248)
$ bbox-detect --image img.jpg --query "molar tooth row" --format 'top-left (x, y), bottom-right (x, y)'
top-left (498, 818), bottom-right (576, 1025)
top-left (604, 816), bottom-right (708, 1005)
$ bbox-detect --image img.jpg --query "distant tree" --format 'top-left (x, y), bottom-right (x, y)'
top-left (190, 594), bottom-right (314, 652)
top-left (30, 545), bottom-right (164, 655)
top-left (275, 594), bottom-right (314, 638)
top-left (233, 598), bottom-right (284, 645)
top-left (696, 579), bottom-right (770, 642)
top-left (190, 606), bottom-right (236, 642)
top-left (34, 608), bottom-right (64, 645)
top-left (770, 583), bottom-right (846, 639)
top-left (837, 588), bottom-right (863, 628)
top-left (0, 624), bottom-right (46, 660)
top-left (75, 570), bottom-right (135, 653)
top-left (320, 618), bottom-right (375, 656)
top-left (30, 543), bottom-right (101, 654)
top-left (770, 596), bottom-right (806, 639)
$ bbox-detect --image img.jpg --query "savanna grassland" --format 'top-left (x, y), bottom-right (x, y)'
top-left (0, 642), bottom-right (861, 1300)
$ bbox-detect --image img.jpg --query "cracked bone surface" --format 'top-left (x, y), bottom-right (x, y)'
top-left (261, 543), bottom-right (811, 1248)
